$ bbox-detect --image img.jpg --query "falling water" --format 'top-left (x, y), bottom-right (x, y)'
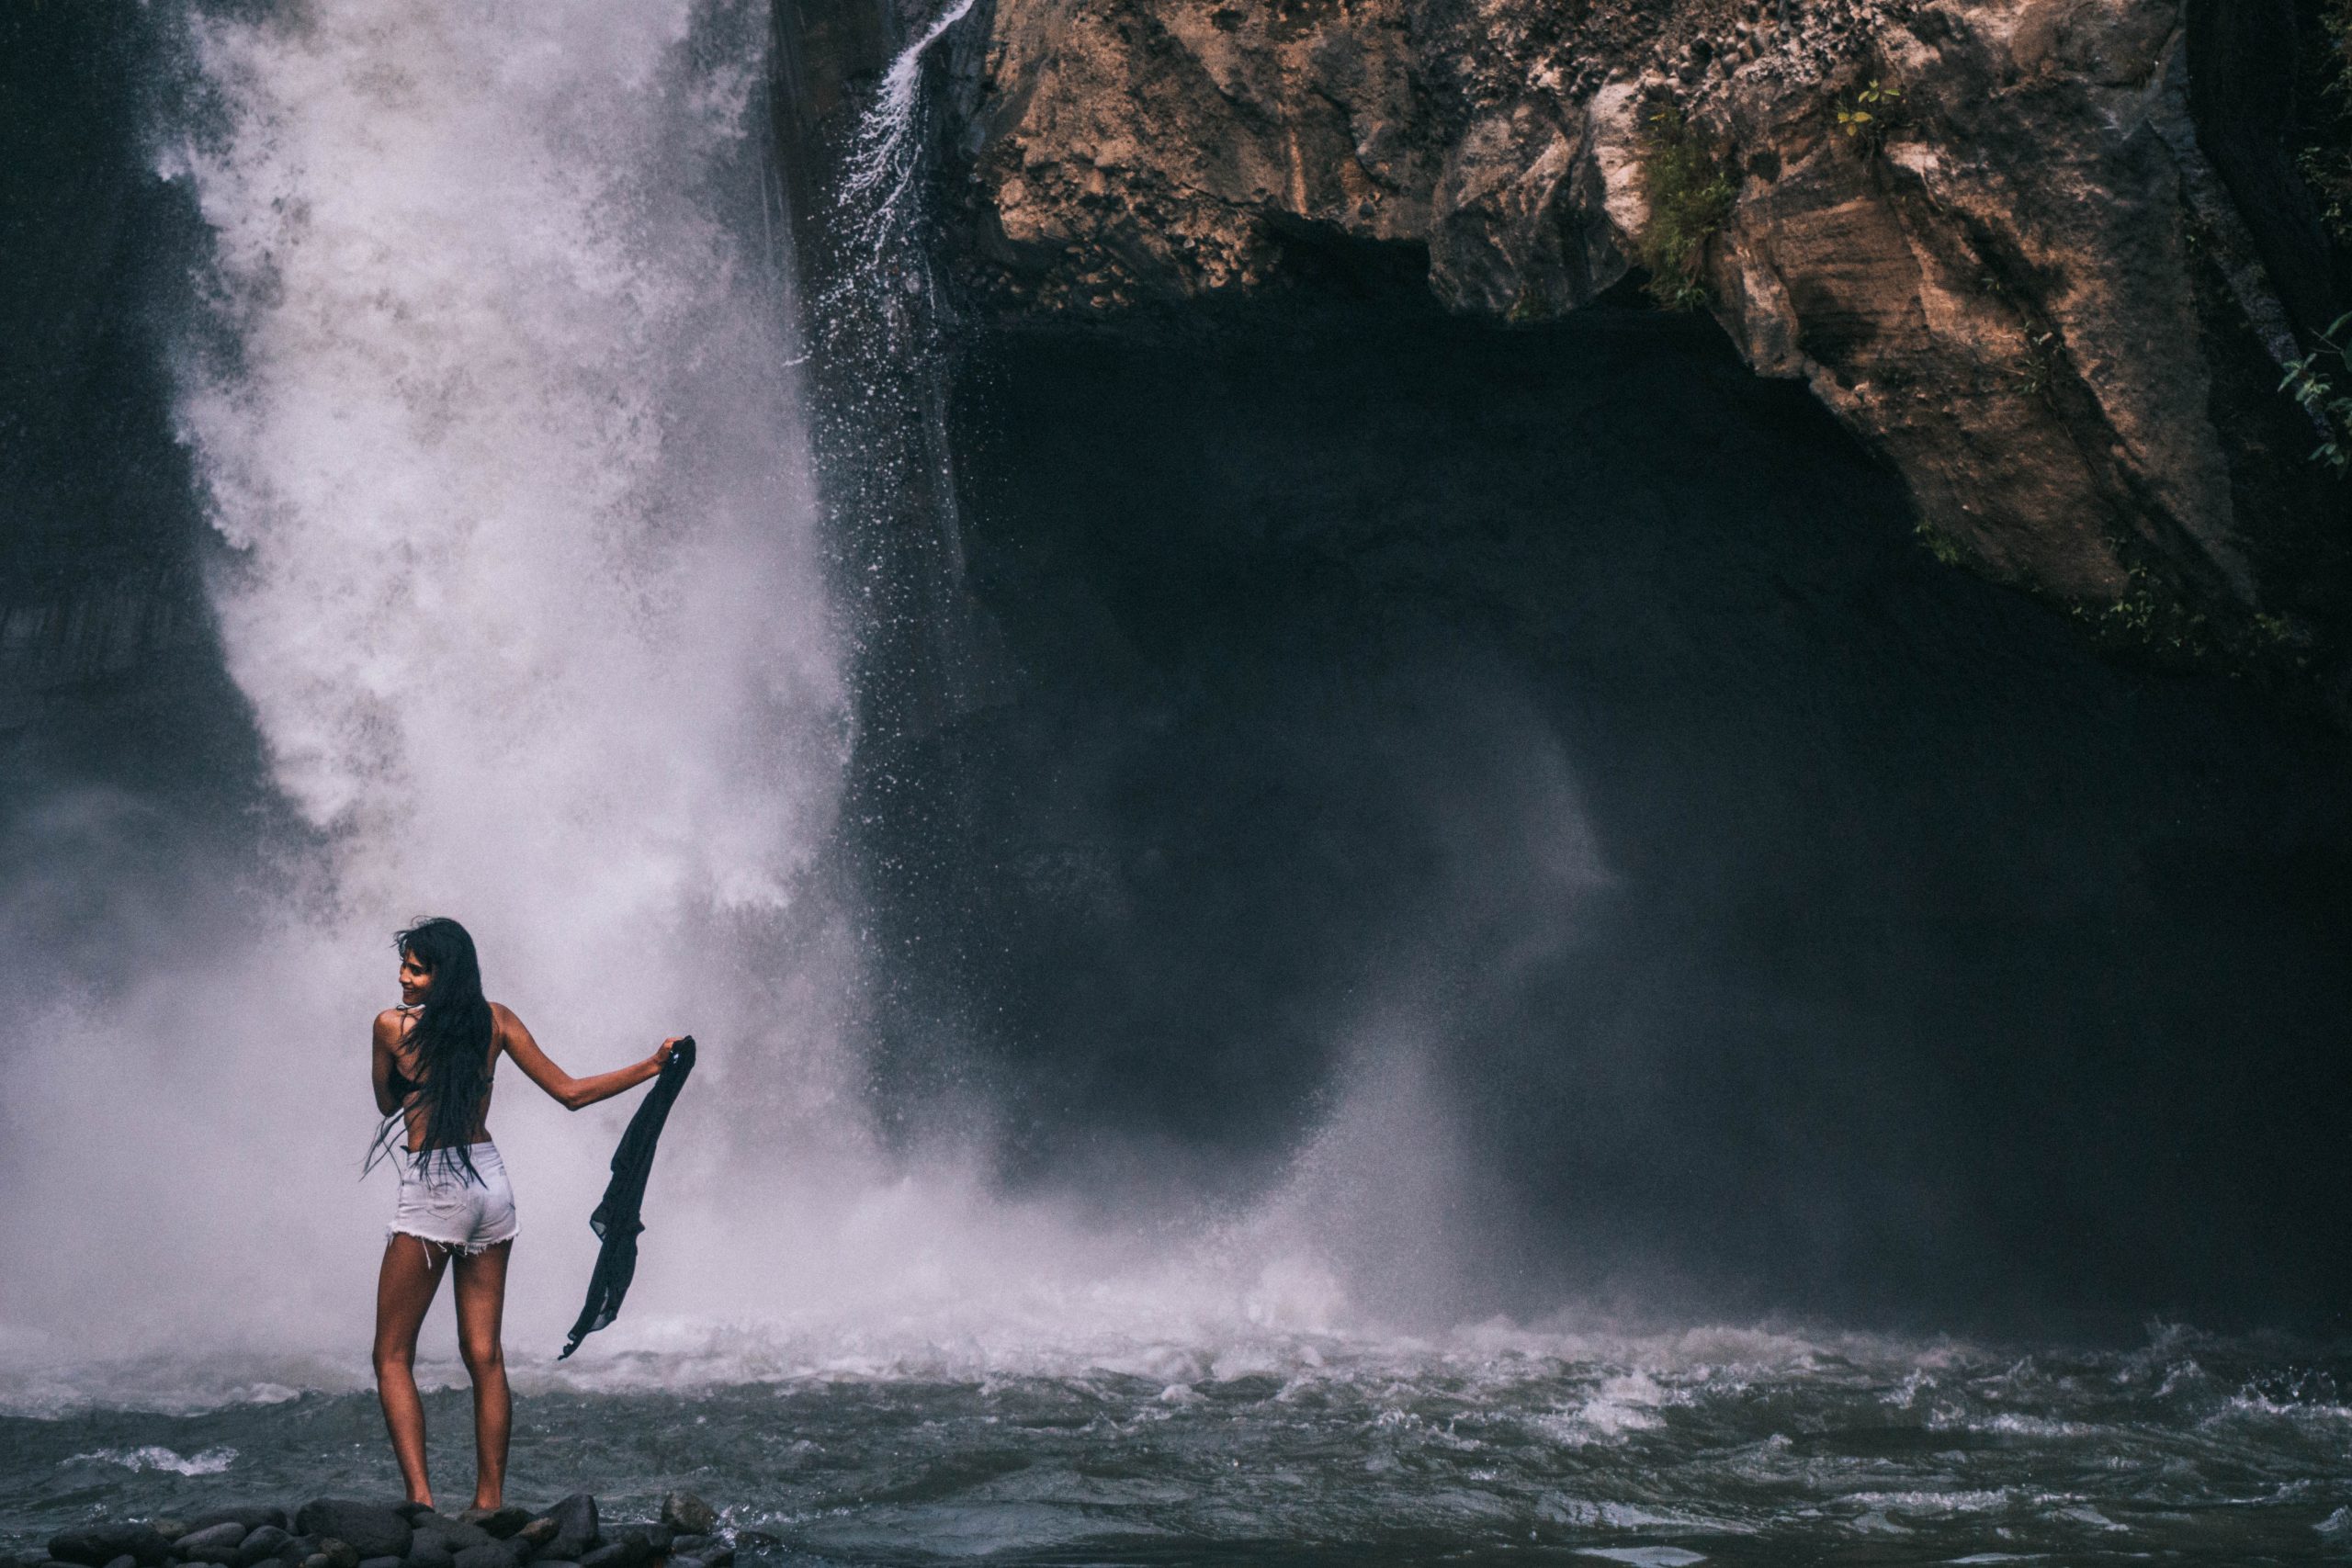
top-left (0, 0), bottom-right (1483, 1403)
top-left (833, 0), bottom-right (980, 273)
top-left (0, 0), bottom-right (867, 1376)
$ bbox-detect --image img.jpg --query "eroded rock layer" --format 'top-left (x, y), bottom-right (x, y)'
top-left (820, 0), bottom-right (2350, 707)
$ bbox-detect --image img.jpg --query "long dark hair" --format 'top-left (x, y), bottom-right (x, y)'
top-left (368, 916), bottom-right (497, 1185)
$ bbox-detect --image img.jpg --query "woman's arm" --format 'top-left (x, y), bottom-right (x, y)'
top-left (496, 1003), bottom-right (679, 1111)
top-left (371, 1010), bottom-right (408, 1116)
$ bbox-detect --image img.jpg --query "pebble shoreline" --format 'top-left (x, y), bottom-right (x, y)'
top-left (10, 1495), bottom-right (737, 1568)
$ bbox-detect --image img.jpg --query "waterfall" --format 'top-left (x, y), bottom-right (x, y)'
top-left (835, 0), bottom-right (981, 274)
top-left (0, 0), bottom-right (1511, 1408)
top-left (0, 0), bottom-right (870, 1374)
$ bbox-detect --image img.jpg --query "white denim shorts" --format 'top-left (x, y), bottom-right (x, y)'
top-left (389, 1141), bottom-right (518, 1256)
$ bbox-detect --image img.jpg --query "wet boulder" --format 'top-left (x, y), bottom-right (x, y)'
top-left (532, 1500), bottom-right (594, 1565)
top-left (232, 1530), bottom-right (291, 1568)
top-left (572, 1540), bottom-right (641, 1568)
top-left (447, 1545), bottom-right (514, 1568)
top-left (186, 1515), bottom-right (287, 1540)
top-left (173, 1525), bottom-right (249, 1564)
top-left (655, 1498), bottom-right (712, 1540)
top-left (51, 1526), bottom-right (172, 1567)
top-left (292, 1508), bottom-right (406, 1566)
top-left (450, 1515), bottom-right (524, 1546)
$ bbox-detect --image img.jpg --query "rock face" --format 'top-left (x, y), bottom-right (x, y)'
top-left (792, 0), bottom-right (2350, 703)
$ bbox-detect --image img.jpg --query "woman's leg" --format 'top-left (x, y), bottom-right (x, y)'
top-left (452, 1240), bottom-right (514, 1510)
top-left (374, 1235), bottom-right (451, 1506)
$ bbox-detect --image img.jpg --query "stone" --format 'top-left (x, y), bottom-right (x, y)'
top-left (497, 1523), bottom-right (548, 1556)
top-left (447, 1547), bottom-right (514, 1568)
top-left (293, 1509), bottom-right (406, 1567)
top-left (186, 1515), bottom-right (288, 1540)
top-left (402, 1518), bottom-right (487, 1564)
top-left (452, 1514), bottom-right (526, 1547)
top-left (662, 1543), bottom-right (707, 1559)
top-left (357, 1557), bottom-right (403, 1568)
top-left (573, 1544), bottom-right (640, 1568)
top-left (173, 1525), bottom-right (248, 1564)
top-left (153, 1527), bottom-right (189, 1545)
top-left (534, 1500), bottom-right (594, 1566)
top-left (893, 0), bottom-right (2352, 706)
top-left (624, 1530), bottom-right (667, 1558)
top-left (654, 1498), bottom-right (712, 1541)
top-left (50, 1528), bottom-right (171, 1568)
top-left (313, 1541), bottom-right (360, 1568)
top-left (232, 1529), bottom-right (291, 1568)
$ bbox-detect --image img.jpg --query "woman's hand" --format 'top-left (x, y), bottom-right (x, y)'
top-left (652, 1036), bottom-right (684, 1069)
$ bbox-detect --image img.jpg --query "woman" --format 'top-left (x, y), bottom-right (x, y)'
top-left (370, 916), bottom-right (681, 1511)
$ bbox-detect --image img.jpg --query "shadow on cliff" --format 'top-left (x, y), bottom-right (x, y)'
top-left (854, 288), bottom-right (2352, 1339)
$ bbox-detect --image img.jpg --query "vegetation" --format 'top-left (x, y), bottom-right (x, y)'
top-left (2279, 311), bottom-right (2352, 474)
top-left (2069, 566), bottom-right (2211, 665)
top-left (2298, 0), bottom-right (2352, 246)
top-left (2013, 327), bottom-right (2061, 406)
top-left (1636, 105), bottom-right (1736, 311)
top-left (1913, 521), bottom-right (1964, 568)
top-left (1834, 78), bottom-right (1905, 155)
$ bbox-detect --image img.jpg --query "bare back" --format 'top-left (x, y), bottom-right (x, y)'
top-left (374, 1005), bottom-right (504, 1152)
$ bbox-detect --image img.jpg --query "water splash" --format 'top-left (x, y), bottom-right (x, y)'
top-left (834, 0), bottom-right (980, 270)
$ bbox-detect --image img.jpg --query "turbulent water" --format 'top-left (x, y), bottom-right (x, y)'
top-left (6, 1326), bottom-right (2352, 1565)
top-left (5, 5), bottom-right (2349, 1566)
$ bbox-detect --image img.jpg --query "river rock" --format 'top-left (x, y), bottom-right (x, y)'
top-left (103, 1557), bottom-right (138, 1568)
top-left (401, 1540), bottom-right (451, 1568)
top-left (292, 1510), bottom-right (404, 1567)
top-left (451, 1515), bottom-right (526, 1546)
top-left (532, 1500), bottom-right (594, 1566)
top-left (410, 1520), bottom-right (489, 1557)
top-left (173, 1525), bottom-right (249, 1564)
top-left (231, 1531), bottom-right (289, 1568)
top-left (447, 1544), bottom-right (514, 1568)
top-left (572, 1542), bottom-right (640, 1568)
top-left (654, 1498), bottom-right (711, 1541)
top-left (153, 1526), bottom-right (189, 1545)
top-left (357, 1556), bottom-right (403, 1568)
top-left (623, 1529), bottom-right (667, 1557)
top-left (51, 1527), bottom-right (171, 1567)
top-left (311, 1540), bottom-right (359, 1568)
top-left (187, 1514), bottom-right (288, 1540)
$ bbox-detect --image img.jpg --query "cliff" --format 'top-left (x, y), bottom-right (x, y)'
top-left (782, 0), bottom-right (2352, 714)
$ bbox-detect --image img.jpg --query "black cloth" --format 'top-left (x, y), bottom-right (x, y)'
top-left (560, 1035), bottom-right (696, 1359)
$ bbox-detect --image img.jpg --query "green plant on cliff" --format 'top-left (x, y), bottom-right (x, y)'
top-left (1834, 78), bottom-right (1905, 156)
top-left (2279, 310), bottom-right (2352, 474)
top-left (2069, 567), bottom-right (2211, 664)
top-left (1636, 106), bottom-right (1735, 311)
top-left (1913, 520), bottom-right (1964, 568)
top-left (2298, 0), bottom-right (2352, 246)
top-left (2012, 327), bottom-right (2061, 406)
